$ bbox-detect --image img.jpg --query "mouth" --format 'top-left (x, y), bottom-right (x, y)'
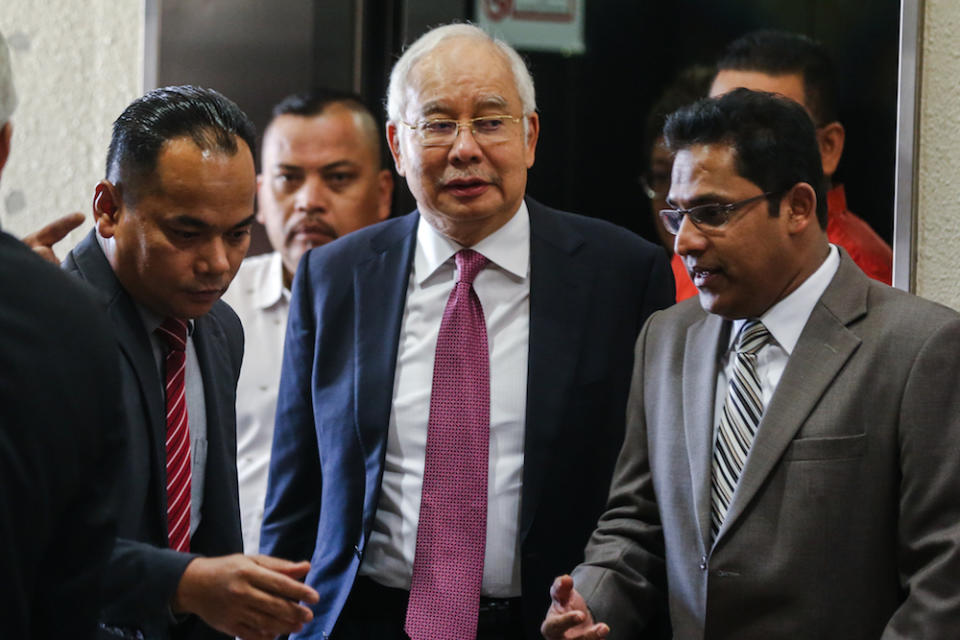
top-left (291, 221), bottom-right (336, 246)
top-left (687, 264), bottom-right (723, 289)
top-left (184, 288), bottom-right (225, 304)
top-left (442, 177), bottom-right (491, 198)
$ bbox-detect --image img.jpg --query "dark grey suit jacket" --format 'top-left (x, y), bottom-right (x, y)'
top-left (65, 230), bottom-right (244, 640)
top-left (574, 250), bottom-right (960, 638)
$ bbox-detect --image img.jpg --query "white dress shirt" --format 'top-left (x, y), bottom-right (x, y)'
top-left (360, 202), bottom-right (531, 597)
top-left (714, 245), bottom-right (841, 429)
top-left (221, 251), bottom-right (290, 553)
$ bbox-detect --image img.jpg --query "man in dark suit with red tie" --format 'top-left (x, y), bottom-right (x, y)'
top-left (64, 85), bottom-right (318, 640)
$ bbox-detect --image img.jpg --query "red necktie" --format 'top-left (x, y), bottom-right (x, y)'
top-left (405, 249), bottom-right (490, 640)
top-left (156, 318), bottom-right (191, 553)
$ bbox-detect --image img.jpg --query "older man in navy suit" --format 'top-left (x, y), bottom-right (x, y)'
top-left (261, 23), bottom-right (674, 640)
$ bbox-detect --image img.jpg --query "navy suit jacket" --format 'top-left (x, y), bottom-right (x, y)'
top-left (65, 230), bottom-right (244, 640)
top-left (261, 198), bottom-right (674, 639)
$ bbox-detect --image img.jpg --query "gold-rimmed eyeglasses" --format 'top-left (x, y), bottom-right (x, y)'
top-left (400, 115), bottom-right (524, 147)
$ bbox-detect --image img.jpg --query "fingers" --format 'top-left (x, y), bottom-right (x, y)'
top-left (22, 213), bottom-right (86, 265)
top-left (541, 611), bottom-right (609, 640)
top-left (246, 556), bottom-right (319, 604)
top-left (550, 574), bottom-right (575, 607)
top-left (23, 212), bottom-right (85, 246)
top-left (31, 246), bottom-right (60, 265)
top-left (250, 554), bottom-right (313, 581)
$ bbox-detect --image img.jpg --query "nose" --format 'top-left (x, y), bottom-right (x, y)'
top-left (673, 214), bottom-right (707, 257)
top-left (198, 237), bottom-right (230, 277)
top-left (447, 124), bottom-right (483, 165)
top-left (296, 174), bottom-right (329, 212)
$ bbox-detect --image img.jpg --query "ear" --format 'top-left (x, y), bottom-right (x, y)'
top-left (375, 168), bottom-right (394, 221)
top-left (523, 112), bottom-right (539, 169)
top-left (816, 121), bottom-right (845, 179)
top-left (386, 122), bottom-right (405, 177)
top-left (93, 180), bottom-right (123, 238)
top-left (781, 182), bottom-right (818, 235)
top-left (0, 122), bottom-right (12, 177)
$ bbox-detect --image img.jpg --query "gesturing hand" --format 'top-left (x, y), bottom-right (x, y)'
top-left (22, 212), bottom-right (85, 264)
top-left (172, 553), bottom-right (320, 640)
top-left (541, 575), bottom-right (609, 640)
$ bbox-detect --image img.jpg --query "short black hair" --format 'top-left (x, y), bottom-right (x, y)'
top-left (106, 85), bottom-right (256, 203)
top-left (269, 88), bottom-right (386, 169)
top-left (664, 88), bottom-right (827, 228)
top-left (716, 29), bottom-right (839, 127)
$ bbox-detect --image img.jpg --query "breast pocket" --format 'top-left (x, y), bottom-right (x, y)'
top-left (783, 433), bottom-right (866, 461)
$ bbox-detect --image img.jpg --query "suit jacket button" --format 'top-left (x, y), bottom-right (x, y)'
top-left (354, 544), bottom-right (362, 558)
top-left (699, 555), bottom-right (708, 571)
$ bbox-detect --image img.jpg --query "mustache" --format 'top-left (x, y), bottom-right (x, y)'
top-left (437, 171), bottom-right (501, 188)
top-left (286, 215), bottom-right (337, 240)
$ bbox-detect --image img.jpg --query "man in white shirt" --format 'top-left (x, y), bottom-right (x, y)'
top-left (222, 90), bottom-right (392, 553)
top-left (543, 89), bottom-right (960, 639)
top-left (260, 23), bottom-right (674, 640)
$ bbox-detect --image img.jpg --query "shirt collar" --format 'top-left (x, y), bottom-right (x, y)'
top-left (414, 200), bottom-right (530, 285)
top-left (255, 251), bottom-right (288, 309)
top-left (135, 303), bottom-right (195, 338)
top-left (730, 244), bottom-right (840, 356)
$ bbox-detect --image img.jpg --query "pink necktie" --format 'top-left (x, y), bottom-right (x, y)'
top-left (156, 318), bottom-right (191, 553)
top-left (406, 249), bottom-right (490, 640)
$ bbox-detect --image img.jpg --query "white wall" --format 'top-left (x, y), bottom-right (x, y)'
top-left (0, 1), bottom-right (142, 248)
top-left (916, 0), bottom-right (960, 310)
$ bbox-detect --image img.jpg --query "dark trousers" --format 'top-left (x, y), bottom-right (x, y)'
top-left (332, 576), bottom-right (524, 640)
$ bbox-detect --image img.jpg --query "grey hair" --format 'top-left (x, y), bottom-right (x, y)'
top-left (386, 23), bottom-right (536, 126)
top-left (0, 30), bottom-right (17, 126)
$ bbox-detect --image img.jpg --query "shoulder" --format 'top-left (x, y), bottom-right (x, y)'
top-left (205, 298), bottom-right (244, 349)
top-left (314, 213), bottom-right (415, 260)
top-left (527, 198), bottom-right (665, 265)
top-left (860, 280), bottom-right (960, 341)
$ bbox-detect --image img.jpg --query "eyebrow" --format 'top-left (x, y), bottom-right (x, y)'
top-left (419, 95), bottom-right (510, 117)
top-left (666, 193), bottom-right (729, 209)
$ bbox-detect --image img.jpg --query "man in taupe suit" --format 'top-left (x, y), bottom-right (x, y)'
top-left (542, 89), bottom-right (960, 639)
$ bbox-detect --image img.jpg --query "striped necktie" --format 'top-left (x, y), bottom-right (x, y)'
top-left (711, 319), bottom-right (770, 538)
top-left (156, 318), bottom-right (191, 553)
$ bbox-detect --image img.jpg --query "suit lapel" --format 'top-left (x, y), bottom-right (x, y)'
top-left (69, 231), bottom-right (168, 515)
top-left (717, 252), bottom-right (868, 540)
top-left (683, 313), bottom-right (730, 552)
top-left (191, 312), bottom-right (241, 553)
top-left (520, 200), bottom-right (592, 540)
top-left (353, 214), bottom-right (418, 467)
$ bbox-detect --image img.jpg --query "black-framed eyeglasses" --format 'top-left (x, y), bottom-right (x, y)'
top-left (659, 191), bottom-right (783, 235)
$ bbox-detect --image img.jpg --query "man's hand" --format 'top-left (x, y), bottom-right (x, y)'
top-left (172, 553), bottom-right (320, 640)
top-left (541, 575), bottom-right (609, 639)
top-left (21, 212), bottom-right (85, 264)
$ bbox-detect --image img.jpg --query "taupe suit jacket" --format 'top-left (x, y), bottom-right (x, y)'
top-left (573, 251), bottom-right (960, 639)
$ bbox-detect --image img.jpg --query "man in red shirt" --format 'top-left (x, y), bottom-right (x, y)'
top-left (710, 30), bottom-right (892, 284)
